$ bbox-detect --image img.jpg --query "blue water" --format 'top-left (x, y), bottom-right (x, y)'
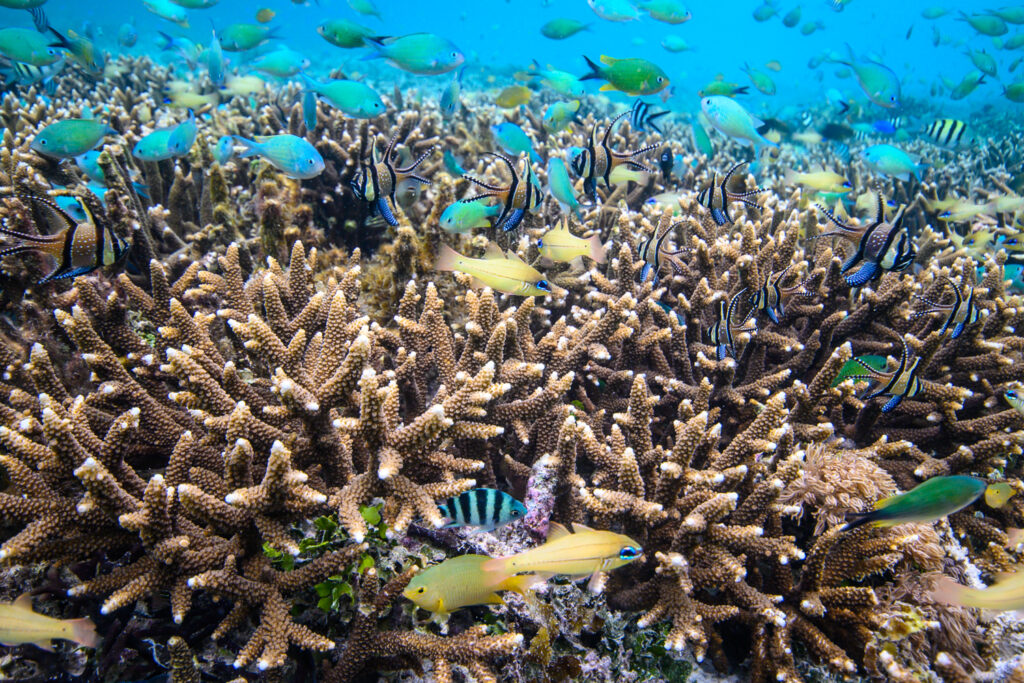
top-left (1, 0), bottom-right (1017, 117)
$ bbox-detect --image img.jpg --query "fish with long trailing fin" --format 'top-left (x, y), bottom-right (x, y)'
top-left (629, 98), bottom-right (669, 134)
top-left (697, 161), bottom-right (768, 227)
top-left (351, 130), bottom-right (435, 225)
top-left (462, 152), bottom-right (542, 233)
top-left (708, 290), bottom-right (757, 360)
top-left (911, 276), bottom-right (981, 339)
top-left (841, 334), bottom-right (923, 412)
top-left (638, 220), bottom-right (685, 284)
top-left (571, 109), bottom-right (658, 202)
top-left (746, 265), bottom-right (813, 324)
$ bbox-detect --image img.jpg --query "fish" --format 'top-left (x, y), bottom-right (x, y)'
top-left (921, 6), bottom-right (948, 19)
top-left (0, 191), bottom-right (130, 284)
top-left (700, 96), bottom-right (778, 150)
top-left (708, 290), bottom-right (757, 360)
top-left (1006, 387), bottom-right (1024, 415)
top-left (912, 277), bottom-right (980, 339)
top-left (439, 200), bottom-right (500, 233)
top-left (462, 153), bottom-right (542, 232)
top-left (635, 0), bottom-right (692, 24)
top-left (937, 202), bottom-right (994, 223)
top-left (992, 6), bottom-right (1024, 23)
top-left (302, 90), bottom-right (318, 131)
top-left (438, 488), bottom-right (528, 531)
top-left (922, 118), bottom-right (971, 149)
top-left (783, 5), bottom-right (801, 27)
top-left (443, 149), bottom-right (466, 176)
top-left (951, 71), bottom-right (986, 100)
top-left (784, 169), bottom-right (852, 195)
top-left (692, 120), bottom-right (713, 156)
top-left (435, 241), bottom-right (551, 296)
top-left (537, 218), bottom-right (606, 264)
top-left (482, 522), bottom-right (642, 581)
top-left (132, 110), bottom-right (197, 162)
top-left (255, 7), bottom-right (275, 22)
top-left (142, 0), bottom-right (190, 27)
top-left (698, 78), bottom-right (749, 97)
top-left (958, 11), bottom-right (1008, 36)
top-left (529, 62), bottom-right (587, 98)
top-left (966, 49), bottom-right (998, 77)
top-left (47, 28), bottom-right (101, 77)
top-left (492, 122), bottom-right (540, 163)
top-left (168, 0), bottom-right (218, 6)
top-left (752, 2), bottom-right (778, 21)
top-left (540, 18), bottom-right (591, 40)
top-left (317, 19), bottom-right (378, 48)
top-left (862, 144), bottom-right (928, 182)
top-left (839, 335), bottom-right (921, 412)
top-left (348, 0), bottom-right (382, 20)
top-left (301, 75), bottom-right (386, 119)
top-left (831, 44), bottom-right (901, 108)
top-left (638, 220), bottom-right (685, 284)
top-left (543, 100), bottom-right (581, 133)
top-left (800, 20), bottom-right (825, 35)
top-left (930, 571), bottom-right (1024, 614)
top-left (440, 67), bottom-right (464, 116)
top-left (213, 135), bottom-right (234, 165)
top-left (0, 56), bottom-right (63, 93)
top-left (403, 554), bottom-right (542, 615)
top-left (31, 118), bottom-right (116, 159)
top-left (629, 99), bottom-right (669, 134)
top-left (547, 157), bottom-right (581, 216)
top-left (747, 266), bottom-right (812, 324)
top-left (843, 475), bottom-right (1014, 531)
top-left (0, 592), bottom-right (97, 651)
top-left (697, 161), bottom-right (767, 226)
top-left (832, 355), bottom-right (888, 387)
top-left (1003, 82), bottom-right (1024, 102)
top-left (363, 33), bottom-right (464, 75)
top-left (495, 85), bottom-right (532, 108)
top-left (0, 28), bottom-right (64, 66)
top-left (580, 55), bottom-right (670, 96)
top-left (221, 75), bottom-right (266, 97)
top-left (219, 23), bottom-right (277, 51)
top-left (234, 134), bottom-right (325, 180)
top-left (164, 90), bottom-right (218, 110)
top-left (117, 22), bottom-right (138, 48)
top-left (351, 131), bottom-right (434, 224)
top-left (571, 109), bottom-right (658, 202)
top-left (660, 35), bottom-right (692, 52)
top-left (765, 60), bottom-right (782, 71)
top-left (587, 0), bottom-right (641, 22)
top-left (741, 63), bottom-right (776, 95)
top-left (812, 191), bottom-right (916, 287)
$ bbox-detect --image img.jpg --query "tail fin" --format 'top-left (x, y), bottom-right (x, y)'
top-left (588, 235), bottom-right (607, 264)
top-left (361, 36), bottom-right (387, 61)
top-left (838, 100), bottom-right (850, 116)
top-left (46, 27), bottom-right (71, 51)
top-left (840, 509), bottom-right (879, 532)
top-left (580, 55), bottom-right (602, 81)
top-left (231, 136), bottom-right (259, 158)
top-left (67, 617), bottom-right (98, 649)
top-left (435, 243), bottom-right (461, 271)
top-left (29, 7), bottom-right (49, 33)
top-left (735, 86), bottom-right (750, 95)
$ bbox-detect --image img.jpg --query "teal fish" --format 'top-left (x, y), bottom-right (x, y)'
top-left (530, 61), bottom-right (587, 98)
top-left (958, 11), bottom-right (1008, 36)
top-left (543, 100), bottom-right (581, 133)
top-left (439, 201), bottom-right (500, 233)
top-left (207, 28), bottom-right (224, 87)
top-left (783, 5), bottom-right (801, 27)
top-left (213, 135), bottom-right (234, 164)
top-left (547, 157), bottom-right (581, 216)
top-left (443, 149), bottom-right (466, 176)
top-left (301, 75), bottom-right (385, 118)
top-left (31, 118), bottom-right (116, 158)
top-left (832, 44), bottom-right (901, 108)
top-left (843, 475), bottom-right (1014, 530)
top-left (635, 0), bottom-right (692, 24)
top-left (219, 23), bottom-right (277, 51)
top-left (966, 49), bottom-right (997, 77)
top-left (232, 134), bottom-right (325, 179)
top-left (252, 49), bottom-right (310, 78)
top-left (132, 111), bottom-right (196, 161)
top-left (700, 96), bottom-right (778, 150)
top-left (492, 122), bottom-right (540, 163)
top-left (317, 19), bottom-right (377, 48)
top-left (302, 90), bottom-right (318, 131)
top-left (363, 33), bottom-right (464, 75)
top-left (0, 28), bottom-right (63, 66)
top-left (348, 0), bottom-right (382, 20)
top-left (540, 18), bottom-right (591, 39)
top-left (440, 67), bottom-right (464, 116)
top-left (741, 62), bottom-right (776, 95)
top-left (753, 2), bottom-right (778, 21)
top-left (861, 144), bottom-right (927, 181)
top-left (142, 0), bottom-right (190, 27)
top-left (661, 35), bottom-right (693, 52)
top-left (951, 71), bottom-right (986, 100)
top-left (692, 120), bottom-right (713, 156)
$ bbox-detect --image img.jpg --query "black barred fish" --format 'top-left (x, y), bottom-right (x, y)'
top-left (630, 99), bottom-right (669, 134)
top-left (697, 161), bottom-right (767, 226)
top-left (462, 152), bottom-right (542, 232)
top-left (638, 220), bottom-right (685, 284)
top-left (912, 276), bottom-right (981, 339)
top-left (708, 289), bottom-right (757, 360)
top-left (0, 191), bottom-right (130, 284)
top-left (844, 335), bottom-right (922, 412)
top-left (923, 118), bottom-right (970, 148)
top-left (438, 488), bottom-right (527, 532)
top-left (572, 109), bottom-right (658, 202)
top-left (351, 130), bottom-right (435, 226)
top-left (747, 266), bottom-right (812, 325)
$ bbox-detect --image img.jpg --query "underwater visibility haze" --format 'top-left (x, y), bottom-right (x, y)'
top-left (2, 0), bottom-right (1024, 680)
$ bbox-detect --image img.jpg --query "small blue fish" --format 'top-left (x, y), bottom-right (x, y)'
top-left (443, 148), bottom-right (466, 176)
top-left (439, 201), bottom-right (500, 233)
top-left (166, 109), bottom-right (197, 157)
top-left (437, 488), bottom-right (527, 532)
top-left (133, 110), bottom-right (196, 162)
top-left (491, 122), bottom-right (540, 162)
top-left (302, 90), bottom-right (318, 131)
top-left (440, 66), bottom-right (464, 116)
top-left (543, 100), bottom-right (581, 133)
top-left (213, 135), bottom-right (234, 165)
top-left (232, 134), bottom-right (325, 179)
top-left (547, 157), bottom-right (581, 217)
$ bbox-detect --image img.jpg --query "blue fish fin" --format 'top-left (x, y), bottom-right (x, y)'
top-left (951, 322), bottom-right (965, 338)
top-left (881, 394), bottom-right (903, 412)
top-left (768, 308), bottom-right (780, 325)
top-left (640, 263), bottom-right (651, 282)
top-left (377, 197), bottom-right (398, 226)
top-left (839, 252), bottom-right (860, 273)
top-left (717, 344), bottom-right (728, 361)
top-left (501, 208), bottom-right (525, 232)
top-left (845, 262), bottom-right (879, 287)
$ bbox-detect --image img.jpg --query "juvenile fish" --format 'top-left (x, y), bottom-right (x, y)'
top-left (537, 218), bottom-right (606, 263)
top-left (438, 488), bottom-right (527, 531)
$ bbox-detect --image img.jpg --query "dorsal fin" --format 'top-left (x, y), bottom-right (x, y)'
top-left (12, 592), bottom-right (33, 610)
top-left (570, 522), bottom-right (596, 533)
top-left (599, 55), bottom-right (616, 66)
top-left (547, 521), bottom-right (572, 541)
top-left (483, 242), bottom-right (505, 259)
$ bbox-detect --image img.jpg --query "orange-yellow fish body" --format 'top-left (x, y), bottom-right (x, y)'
top-left (0, 593), bottom-right (97, 651)
top-left (931, 571), bottom-right (1024, 612)
top-left (537, 219), bottom-right (606, 263)
top-left (483, 522), bottom-right (642, 578)
top-left (403, 554), bottom-right (543, 614)
top-left (436, 242), bottom-right (551, 296)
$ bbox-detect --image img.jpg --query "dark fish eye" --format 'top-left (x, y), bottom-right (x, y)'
top-left (536, 239), bottom-right (544, 248)
top-left (537, 279), bottom-right (551, 292)
top-left (619, 545), bottom-right (641, 560)
top-left (416, 587), bottom-right (426, 594)
top-left (657, 76), bottom-right (664, 83)
top-left (1009, 390), bottom-right (1018, 398)
top-left (511, 509), bottom-right (521, 516)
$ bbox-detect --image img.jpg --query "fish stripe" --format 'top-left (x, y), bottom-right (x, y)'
top-left (453, 492), bottom-right (467, 525)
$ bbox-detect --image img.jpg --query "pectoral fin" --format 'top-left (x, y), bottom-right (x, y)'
top-left (599, 83), bottom-right (618, 92)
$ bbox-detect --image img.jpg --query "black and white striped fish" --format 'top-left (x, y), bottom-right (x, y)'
top-left (845, 336), bottom-right (923, 412)
top-left (922, 118), bottom-right (970, 149)
top-left (747, 266), bottom-right (812, 325)
top-left (630, 99), bottom-right (670, 135)
top-left (572, 109), bottom-right (658, 202)
top-left (438, 488), bottom-right (527, 532)
top-left (638, 220), bottom-right (685, 284)
top-left (708, 289), bottom-right (757, 360)
top-left (350, 130), bottom-right (435, 226)
top-left (462, 152), bottom-right (543, 232)
top-left (912, 276), bottom-right (980, 339)
top-left (0, 57), bottom-right (63, 94)
top-left (696, 161), bottom-right (767, 226)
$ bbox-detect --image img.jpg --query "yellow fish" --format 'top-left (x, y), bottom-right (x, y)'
top-left (784, 169), bottom-right (852, 194)
top-left (436, 242), bottom-right (551, 296)
top-left (482, 522), bottom-right (642, 579)
top-left (537, 218), bottom-right (606, 263)
top-left (930, 570), bottom-right (1024, 612)
top-left (791, 130), bottom-right (823, 145)
top-left (403, 554), bottom-right (544, 615)
top-left (222, 75), bottom-right (267, 96)
top-left (495, 85), bottom-right (532, 108)
top-left (989, 195), bottom-right (1024, 214)
top-left (936, 201), bottom-right (994, 222)
top-left (256, 7), bottom-right (275, 22)
top-left (0, 593), bottom-right (97, 651)
top-left (165, 90), bottom-right (219, 109)
top-left (765, 60), bottom-right (783, 71)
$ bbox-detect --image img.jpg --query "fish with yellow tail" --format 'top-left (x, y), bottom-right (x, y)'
top-left (930, 571), bottom-right (1024, 614)
top-left (404, 554), bottom-right (546, 615)
top-left (482, 522), bottom-right (642, 586)
top-left (842, 475), bottom-right (1016, 531)
top-left (537, 218), bottom-right (606, 264)
top-left (0, 592), bottom-right (97, 651)
top-left (436, 242), bottom-right (551, 296)
top-left (0, 191), bottom-right (130, 284)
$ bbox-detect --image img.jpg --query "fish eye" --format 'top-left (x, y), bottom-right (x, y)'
top-left (657, 77), bottom-right (665, 83)
top-left (1008, 390), bottom-right (1018, 398)
top-left (451, 51), bottom-right (458, 58)
top-left (511, 509), bottom-right (521, 517)
top-left (415, 586), bottom-right (426, 594)
top-left (537, 279), bottom-right (551, 292)
top-left (843, 182), bottom-right (852, 188)
top-left (536, 239), bottom-right (544, 248)
top-left (619, 545), bottom-right (641, 560)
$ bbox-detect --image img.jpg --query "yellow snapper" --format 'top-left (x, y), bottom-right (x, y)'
top-left (537, 218), bottom-right (606, 263)
top-left (0, 593), bottom-right (97, 651)
top-left (403, 554), bottom-right (544, 615)
top-left (784, 169), bottom-right (852, 194)
top-left (435, 242), bottom-right (551, 296)
top-left (495, 85), bottom-right (532, 108)
top-left (930, 570), bottom-right (1024, 612)
top-left (482, 522), bottom-right (642, 579)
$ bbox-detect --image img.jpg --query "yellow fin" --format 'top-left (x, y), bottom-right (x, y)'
top-left (500, 573), bottom-right (550, 596)
top-left (483, 242), bottom-right (506, 259)
top-left (599, 55), bottom-right (617, 65)
top-left (470, 276), bottom-right (487, 289)
top-left (12, 593), bottom-right (33, 610)
top-left (570, 522), bottom-right (596, 533)
top-left (599, 83), bottom-right (618, 92)
top-left (547, 521), bottom-right (572, 541)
